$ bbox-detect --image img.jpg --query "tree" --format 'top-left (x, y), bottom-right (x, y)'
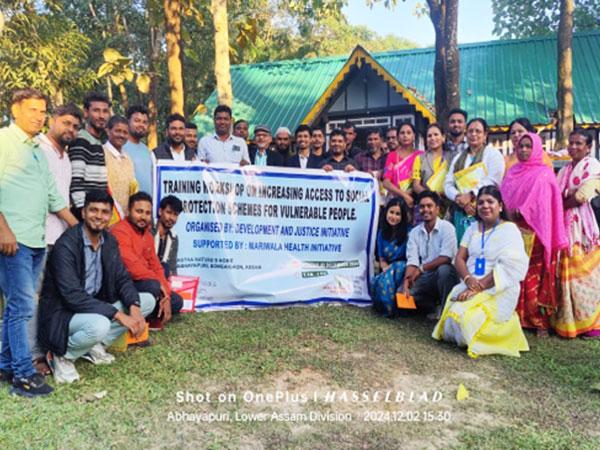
top-left (426, 0), bottom-right (460, 128)
top-left (211, 0), bottom-right (233, 106)
top-left (556, 0), bottom-right (574, 150)
top-left (164, 0), bottom-right (184, 114)
top-left (0, 3), bottom-right (95, 117)
top-left (491, 0), bottom-right (600, 39)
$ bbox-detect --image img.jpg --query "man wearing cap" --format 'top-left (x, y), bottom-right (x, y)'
top-left (249, 125), bottom-right (284, 167)
top-left (274, 127), bottom-right (294, 160)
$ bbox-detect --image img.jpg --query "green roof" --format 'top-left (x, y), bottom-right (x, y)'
top-left (196, 31), bottom-right (600, 134)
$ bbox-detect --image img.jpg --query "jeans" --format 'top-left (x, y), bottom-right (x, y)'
top-left (134, 279), bottom-right (183, 318)
top-left (0, 245), bottom-right (46, 378)
top-left (65, 293), bottom-right (155, 360)
top-left (410, 264), bottom-right (459, 313)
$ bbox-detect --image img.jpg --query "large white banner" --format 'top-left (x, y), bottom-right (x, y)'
top-left (154, 162), bottom-right (379, 311)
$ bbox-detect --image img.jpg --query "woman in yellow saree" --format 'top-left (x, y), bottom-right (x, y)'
top-left (413, 123), bottom-right (453, 216)
top-left (433, 186), bottom-right (530, 358)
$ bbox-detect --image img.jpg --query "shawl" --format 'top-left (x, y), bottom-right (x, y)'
top-left (557, 155), bottom-right (600, 252)
top-left (501, 132), bottom-right (568, 267)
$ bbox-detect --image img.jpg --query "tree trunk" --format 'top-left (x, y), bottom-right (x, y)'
top-left (211, 0), bottom-right (233, 107)
top-left (118, 84), bottom-right (129, 113)
top-left (427, 0), bottom-right (460, 128)
top-left (147, 24), bottom-right (161, 150)
top-left (556, 0), bottom-right (574, 151)
top-left (164, 0), bottom-right (184, 115)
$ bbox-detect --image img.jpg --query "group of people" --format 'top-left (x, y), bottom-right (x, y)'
top-left (0, 87), bottom-right (598, 398)
top-left (0, 89), bottom-right (192, 397)
top-left (370, 108), bottom-right (599, 360)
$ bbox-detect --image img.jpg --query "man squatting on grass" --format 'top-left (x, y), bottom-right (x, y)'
top-left (111, 192), bottom-right (183, 331)
top-left (38, 190), bottom-right (156, 384)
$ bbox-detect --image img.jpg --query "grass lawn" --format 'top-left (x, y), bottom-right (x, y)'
top-left (1, 305), bottom-right (599, 449)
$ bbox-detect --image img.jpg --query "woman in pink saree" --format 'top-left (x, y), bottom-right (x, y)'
top-left (382, 122), bottom-right (423, 210)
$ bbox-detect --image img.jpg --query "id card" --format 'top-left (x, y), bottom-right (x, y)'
top-left (474, 257), bottom-right (486, 276)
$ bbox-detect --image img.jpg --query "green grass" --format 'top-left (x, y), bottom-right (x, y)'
top-left (1, 305), bottom-right (599, 449)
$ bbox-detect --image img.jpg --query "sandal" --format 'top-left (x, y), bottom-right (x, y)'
top-left (33, 357), bottom-right (52, 376)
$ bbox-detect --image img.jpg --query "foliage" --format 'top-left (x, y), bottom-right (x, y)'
top-left (0, 7), bottom-right (95, 118)
top-left (492, 0), bottom-right (600, 39)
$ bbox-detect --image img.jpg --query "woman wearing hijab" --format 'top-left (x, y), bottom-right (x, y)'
top-left (501, 133), bottom-right (568, 337)
top-left (555, 129), bottom-right (600, 339)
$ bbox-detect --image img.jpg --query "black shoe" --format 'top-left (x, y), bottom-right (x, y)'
top-left (0, 369), bottom-right (13, 384)
top-left (10, 373), bottom-right (54, 398)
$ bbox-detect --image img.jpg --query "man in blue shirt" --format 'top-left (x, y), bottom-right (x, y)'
top-left (123, 105), bottom-right (154, 195)
top-left (404, 191), bottom-right (459, 319)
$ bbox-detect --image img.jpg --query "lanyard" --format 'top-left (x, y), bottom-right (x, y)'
top-left (480, 220), bottom-right (499, 256)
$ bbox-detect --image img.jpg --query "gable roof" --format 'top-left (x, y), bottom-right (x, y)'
top-left (195, 31), bottom-right (600, 134)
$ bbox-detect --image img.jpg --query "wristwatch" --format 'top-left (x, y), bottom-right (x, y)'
top-left (418, 264), bottom-right (425, 273)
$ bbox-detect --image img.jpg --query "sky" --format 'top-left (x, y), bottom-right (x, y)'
top-left (344, 0), bottom-right (495, 47)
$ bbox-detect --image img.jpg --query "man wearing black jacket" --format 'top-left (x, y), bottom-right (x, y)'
top-left (286, 124), bottom-right (322, 169)
top-left (248, 125), bottom-right (284, 166)
top-left (38, 190), bottom-right (155, 383)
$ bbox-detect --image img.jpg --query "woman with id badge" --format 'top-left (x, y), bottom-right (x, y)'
top-left (433, 186), bottom-right (530, 358)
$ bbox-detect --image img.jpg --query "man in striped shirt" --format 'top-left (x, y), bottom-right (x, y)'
top-left (68, 92), bottom-right (111, 218)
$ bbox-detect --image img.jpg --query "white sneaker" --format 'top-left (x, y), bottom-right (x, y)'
top-left (81, 343), bottom-right (115, 365)
top-left (47, 352), bottom-right (80, 384)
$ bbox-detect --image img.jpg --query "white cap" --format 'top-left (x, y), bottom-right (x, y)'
top-left (275, 126), bottom-right (291, 137)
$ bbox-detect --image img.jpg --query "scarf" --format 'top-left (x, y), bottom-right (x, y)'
top-left (501, 133), bottom-right (568, 268)
top-left (453, 145), bottom-right (485, 174)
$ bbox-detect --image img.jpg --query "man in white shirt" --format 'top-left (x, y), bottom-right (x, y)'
top-left (39, 104), bottom-right (83, 249)
top-left (197, 105), bottom-right (249, 165)
top-left (403, 191), bottom-right (459, 319)
top-left (153, 113), bottom-right (196, 161)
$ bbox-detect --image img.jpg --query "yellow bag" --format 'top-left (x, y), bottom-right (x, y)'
top-left (426, 161), bottom-right (449, 194)
top-left (454, 162), bottom-right (487, 194)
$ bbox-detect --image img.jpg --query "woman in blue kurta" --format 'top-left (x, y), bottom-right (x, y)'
top-left (371, 198), bottom-right (410, 317)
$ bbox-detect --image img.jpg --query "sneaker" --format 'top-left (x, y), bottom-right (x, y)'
top-left (10, 373), bottom-right (54, 397)
top-left (47, 352), bottom-right (80, 384)
top-left (0, 368), bottom-right (13, 384)
top-left (81, 343), bottom-right (115, 365)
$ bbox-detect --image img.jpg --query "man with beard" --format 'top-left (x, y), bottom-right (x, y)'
top-left (184, 122), bottom-right (198, 155)
top-left (153, 114), bottom-right (196, 161)
top-left (320, 129), bottom-right (358, 172)
top-left (112, 192), bottom-right (182, 330)
top-left (69, 92), bottom-right (111, 218)
top-left (0, 88), bottom-right (78, 396)
top-left (354, 129), bottom-right (386, 177)
top-left (343, 122), bottom-right (363, 158)
top-left (198, 105), bottom-right (249, 165)
top-left (274, 127), bottom-right (293, 160)
top-left (151, 195), bottom-right (183, 278)
top-left (385, 126), bottom-right (399, 154)
top-left (39, 190), bottom-right (155, 383)
top-left (249, 125), bottom-right (284, 166)
top-left (286, 124), bottom-right (322, 169)
top-left (311, 127), bottom-right (326, 158)
top-left (403, 191), bottom-right (458, 320)
top-left (446, 108), bottom-right (468, 155)
top-left (123, 105), bottom-right (154, 195)
top-left (40, 104), bottom-right (83, 248)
